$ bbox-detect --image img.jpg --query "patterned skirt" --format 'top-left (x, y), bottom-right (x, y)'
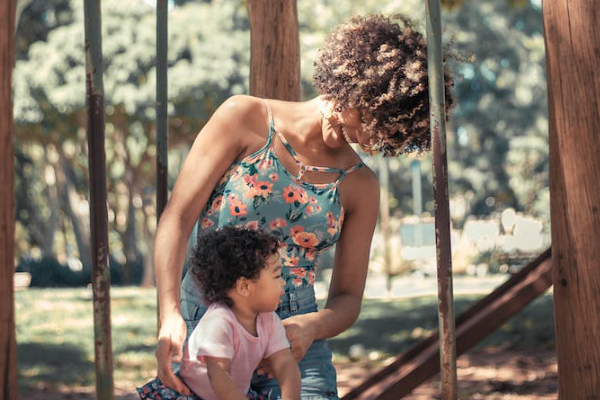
top-left (137, 376), bottom-right (203, 400)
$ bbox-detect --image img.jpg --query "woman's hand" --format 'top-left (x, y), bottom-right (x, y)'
top-left (155, 314), bottom-right (191, 396)
top-left (282, 313), bottom-right (318, 362)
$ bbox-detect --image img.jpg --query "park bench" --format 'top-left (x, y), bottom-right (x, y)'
top-left (14, 272), bottom-right (31, 290)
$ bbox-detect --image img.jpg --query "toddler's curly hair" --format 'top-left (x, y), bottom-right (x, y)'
top-left (190, 226), bottom-right (280, 307)
top-left (313, 14), bottom-right (454, 156)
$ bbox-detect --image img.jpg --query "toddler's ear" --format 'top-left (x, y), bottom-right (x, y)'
top-left (235, 277), bottom-right (251, 297)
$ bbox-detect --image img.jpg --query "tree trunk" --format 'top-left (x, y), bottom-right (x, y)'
top-left (248, 0), bottom-right (300, 101)
top-left (40, 147), bottom-right (60, 257)
top-left (140, 199), bottom-right (156, 287)
top-left (122, 175), bottom-right (142, 285)
top-left (543, 1), bottom-right (600, 397)
top-left (0, 1), bottom-right (18, 399)
top-left (57, 149), bottom-right (92, 266)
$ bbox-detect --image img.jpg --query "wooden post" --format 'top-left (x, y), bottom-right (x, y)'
top-left (0, 1), bottom-right (18, 399)
top-left (248, 0), bottom-right (300, 100)
top-left (543, 1), bottom-right (600, 397)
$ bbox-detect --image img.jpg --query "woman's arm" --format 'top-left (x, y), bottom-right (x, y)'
top-left (154, 95), bottom-right (266, 393)
top-left (268, 349), bottom-right (301, 400)
top-left (283, 168), bottom-right (380, 360)
top-left (205, 357), bottom-right (248, 400)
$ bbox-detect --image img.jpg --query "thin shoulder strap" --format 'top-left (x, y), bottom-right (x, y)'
top-left (335, 161), bottom-right (366, 185)
top-left (263, 99), bottom-right (275, 136)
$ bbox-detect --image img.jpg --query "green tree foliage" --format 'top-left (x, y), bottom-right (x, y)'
top-left (13, 0), bottom-right (549, 282)
top-left (14, 0), bottom-right (250, 282)
top-left (445, 0), bottom-right (548, 219)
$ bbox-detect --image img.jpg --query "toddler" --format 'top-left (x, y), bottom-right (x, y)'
top-left (138, 226), bottom-right (300, 400)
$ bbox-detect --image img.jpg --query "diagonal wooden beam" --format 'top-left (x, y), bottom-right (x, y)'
top-left (342, 248), bottom-right (552, 400)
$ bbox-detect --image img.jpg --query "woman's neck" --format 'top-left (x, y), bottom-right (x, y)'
top-left (271, 97), bottom-right (346, 152)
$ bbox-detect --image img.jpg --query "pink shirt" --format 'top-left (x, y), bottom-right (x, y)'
top-left (180, 303), bottom-right (290, 400)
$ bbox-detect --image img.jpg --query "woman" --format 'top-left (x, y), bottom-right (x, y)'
top-left (154, 14), bottom-right (453, 399)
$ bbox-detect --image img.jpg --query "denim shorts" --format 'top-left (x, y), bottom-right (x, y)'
top-left (180, 273), bottom-right (339, 400)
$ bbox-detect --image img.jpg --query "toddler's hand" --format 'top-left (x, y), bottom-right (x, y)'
top-left (283, 314), bottom-right (316, 362)
top-left (256, 358), bottom-right (274, 378)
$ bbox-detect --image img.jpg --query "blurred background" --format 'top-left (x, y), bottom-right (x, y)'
top-left (13, 0), bottom-right (554, 398)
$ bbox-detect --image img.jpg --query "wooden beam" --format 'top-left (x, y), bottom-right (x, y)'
top-left (248, 0), bottom-right (300, 101)
top-left (342, 249), bottom-right (552, 400)
top-left (0, 0), bottom-right (18, 399)
top-left (543, 0), bottom-right (600, 397)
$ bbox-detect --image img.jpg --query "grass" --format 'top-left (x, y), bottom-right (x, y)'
top-left (15, 286), bottom-right (555, 392)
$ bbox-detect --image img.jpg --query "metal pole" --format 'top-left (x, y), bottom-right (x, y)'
top-left (156, 0), bottom-right (168, 222)
top-left (83, 1), bottom-right (114, 399)
top-left (425, 1), bottom-right (457, 399)
top-left (156, 0), bottom-right (169, 332)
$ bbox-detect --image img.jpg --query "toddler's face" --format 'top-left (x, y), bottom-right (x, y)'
top-left (249, 253), bottom-right (284, 312)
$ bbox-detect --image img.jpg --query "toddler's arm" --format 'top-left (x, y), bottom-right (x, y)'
top-left (268, 348), bottom-right (301, 400)
top-left (205, 357), bottom-right (247, 400)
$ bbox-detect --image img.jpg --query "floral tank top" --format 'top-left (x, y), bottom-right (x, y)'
top-left (196, 101), bottom-right (364, 290)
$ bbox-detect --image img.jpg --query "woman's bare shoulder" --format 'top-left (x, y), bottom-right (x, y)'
top-left (340, 162), bottom-right (380, 209)
top-left (203, 95), bottom-right (269, 148)
top-left (213, 95), bottom-right (267, 130)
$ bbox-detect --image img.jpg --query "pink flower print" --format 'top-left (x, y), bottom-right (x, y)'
top-left (289, 267), bottom-right (307, 278)
top-left (314, 204), bottom-right (322, 213)
top-left (306, 205), bottom-right (314, 215)
top-left (326, 211), bottom-right (335, 223)
top-left (245, 221), bottom-right (259, 230)
top-left (211, 195), bottom-right (224, 211)
top-left (291, 227), bottom-right (319, 249)
top-left (230, 168), bottom-right (242, 181)
top-left (293, 277), bottom-right (303, 287)
top-left (229, 199), bottom-right (247, 217)
top-left (269, 218), bottom-right (287, 230)
top-left (243, 174), bottom-right (260, 198)
top-left (253, 181), bottom-right (273, 198)
top-left (305, 249), bottom-right (316, 261)
top-left (269, 173), bottom-right (278, 182)
top-left (296, 188), bottom-right (308, 204)
top-left (326, 211), bottom-right (339, 236)
top-left (283, 254), bottom-right (299, 267)
top-left (308, 270), bottom-right (316, 285)
top-left (309, 196), bottom-right (317, 204)
top-left (290, 226), bottom-right (304, 237)
top-left (200, 218), bottom-right (213, 229)
top-left (282, 186), bottom-right (302, 204)
top-left (258, 158), bottom-right (273, 170)
top-left (243, 173), bottom-right (259, 186)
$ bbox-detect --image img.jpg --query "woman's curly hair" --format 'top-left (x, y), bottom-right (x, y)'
top-left (190, 227), bottom-right (280, 307)
top-left (313, 14), bottom-right (454, 156)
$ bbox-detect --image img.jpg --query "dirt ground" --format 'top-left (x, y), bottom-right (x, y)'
top-left (337, 347), bottom-right (557, 400)
top-left (19, 347), bottom-right (557, 400)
